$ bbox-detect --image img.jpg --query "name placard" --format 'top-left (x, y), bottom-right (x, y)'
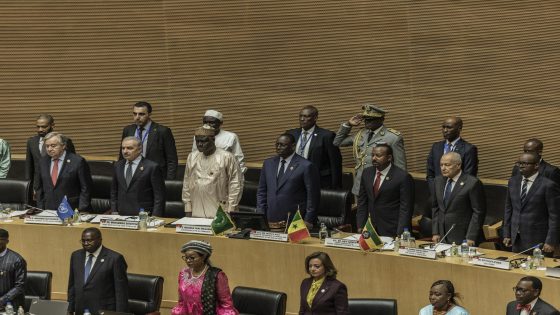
top-left (24, 216), bottom-right (63, 225)
top-left (249, 230), bottom-right (288, 242)
top-left (473, 257), bottom-right (511, 270)
top-left (100, 219), bottom-right (139, 230)
top-left (545, 267), bottom-right (560, 278)
top-left (325, 237), bottom-right (360, 250)
top-left (176, 224), bottom-right (213, 235)
top-left (398, 247), bottom-right (437, 260)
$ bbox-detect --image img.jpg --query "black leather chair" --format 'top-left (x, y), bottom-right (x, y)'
top-left (164, 180), bottom-right (184, 218)
top-left (239, 181), bottom-right (258, 212)
top-left (24, 271), bottom-right (52, 312)
top-left (88, 160), bottom-right (115, 177)
top-left (6, 159), bottom-right (26, 180)
top-left (317, 188), bottom-right (354, 231)
top-left (0, 178), bottom-right (32, 210)
top-left (349, 298), bottom-right (398, 315)
top-left (127, 273), bottom-right (164, 315)
top-left (414, 177), bottom-right (433, 238)
top-left (91, 175), bottom-right (112, 214)
top-left (232, 286), bottom-right (287, 315)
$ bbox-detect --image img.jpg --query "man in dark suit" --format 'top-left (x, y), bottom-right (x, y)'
top-left (119, 101), bottom-right (178, 180)
top-left (111, 137), bottom-right (165, 216)
top-left (257, 133), bottom-right (320, 228)
top-left (427, 116), bottom-right (478, 199)
top-left (511, 138), bottom-right (560, 187)
top-left (503, 152), bottom-right (560, 254)
top-left (0, 229), bottom-right (26, 312)
top-left (286, 105), bottom-right (342, 189)
top-left (68, 228), bottom-right (128, 315)
top-left (506, 276), bottom-right (560, 315)
top-left (432, 152), bottom-right (486, 245)
top-left (25, 114), bottom-right (76, 195)
top-left (357, 143), bottom-right (414, 237)
top-left (36, 132), bottom-right (92, 211)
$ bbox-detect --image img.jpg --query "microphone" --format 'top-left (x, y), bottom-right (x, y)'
top-left (433, 224), bottom-right (456, 249)
top-left (23, 204), bottom-right (45, 216)
top-left (507, 243), bottom-right (542, 260)
top-left (283, 212), bottom-right (292, 234)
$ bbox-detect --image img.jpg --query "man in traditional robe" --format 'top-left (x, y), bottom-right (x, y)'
top-left (182, 125), bottom-right (243, 218)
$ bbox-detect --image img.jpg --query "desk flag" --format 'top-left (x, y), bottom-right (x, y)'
top-left (287, 210), bottom-right (310, 243)
top-left (57, 195), bottom-right (75, 221)
top-left (358, 218), bottom-right (383, 251)
top-left (211, 205), bottom-right (235, 235)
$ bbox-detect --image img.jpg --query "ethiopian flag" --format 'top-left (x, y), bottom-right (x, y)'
top-left (358, 218), bottom-right (383, 251)
top-left (211, 205), bottom-right (235, 235)
top-left (287, 210), bottom-right (310, 243)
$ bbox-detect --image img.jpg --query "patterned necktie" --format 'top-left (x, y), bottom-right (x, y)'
top-left (277, 160), bottom-right (286, 183)
top-left (520, 178), bottom-right (529, 203)
top-left (51, 159), bottom-right (59, 185)
top-left (516, 303), bottom-right (531, 312)
top-left (299, 132), bottom-right (308, 156)
top-left (373, 171), bottom-right (382, 197)
top-left (84, 253), bottom-right (94, 282)
top-left (125, 161), bottom-right (133, 187)
top-left (39, 138), bottom-right (45, 156)
top-left (443, 178), bottom-right (453, 205)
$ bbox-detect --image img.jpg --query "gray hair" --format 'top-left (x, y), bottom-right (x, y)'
top-left (122, 136), bottom-right (142, 149)
top-left (442, 152), bottom-right (462, 165)
top-left (44, 132), bottom-right (67, 146)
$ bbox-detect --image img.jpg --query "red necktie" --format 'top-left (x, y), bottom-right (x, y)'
top-left (373, 171), bottom-right (382, 197)
top-left (516, 304), bottom-right (531, 312)
top-left (51, 159), bottom-right (59, 185)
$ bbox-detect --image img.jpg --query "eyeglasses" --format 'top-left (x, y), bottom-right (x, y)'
top-left (80, 238), bottom-right (99, 244)
top-left (516, 162), bottom-right (536, 166)
top-left (182, 255), bottom-right (201, 262)
top-left (512, 287), bottom-right (531, 293)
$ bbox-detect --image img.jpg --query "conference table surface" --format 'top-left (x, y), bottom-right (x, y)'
top-left (3, 218), bottom-right (560, 315)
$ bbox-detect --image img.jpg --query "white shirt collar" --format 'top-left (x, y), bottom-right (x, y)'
top-left (524, 171), bottom-right (539, 182)
top-left (88, 245), bottom-right (103, 258)
top-left (301, 125), bottom-right (316, 135)
top-left (447, 137), bottom-right (461, 146)
top-left (281, 152), bottom-right (296, 165)
top-left (52, 151), bottom-right (67, 162)
top-left (0, 248), bottom-right (8, 257)
top-left (377, 163), bottom-right (392, 176)
top-left (449, 170), bottom-right (462, 182)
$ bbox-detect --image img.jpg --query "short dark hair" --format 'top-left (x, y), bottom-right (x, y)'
top-left (37, 114), bottom-right (54, 124)
top-left (522, 151), bottom-right (540, 164)
top-left (374, 142), bottom-right (393, 156)
top-left (301, 105), bottom-right (319, 117)
top-left (0, 228), bottom-right (8, 239)
top-left (520, 276), bottom-right (542, 294)
top-left (278, 133), bottom-right (296, 145)
top-left (431, 280), bottom-right (460, 305)
top-left (305, 251), bottom-right (338, 279)
top-left (134, 101), bottom-right (152, 113)
top-left (82, 227), bottom-right (102, 239)
top-left (525, 138), bottom-right (544, 151)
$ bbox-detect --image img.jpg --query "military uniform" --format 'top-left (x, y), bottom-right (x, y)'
top-left (333, 104), bottom-right (407, 195)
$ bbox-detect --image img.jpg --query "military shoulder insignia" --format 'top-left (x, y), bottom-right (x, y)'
top-left (386, 128), bottom-right (401, 136)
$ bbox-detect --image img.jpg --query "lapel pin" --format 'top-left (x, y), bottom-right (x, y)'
top-left (385, 176), bottom-right (390, 181)
top-left (140, 166), bottom-right (144, 171)
top-left (0, 271), bottom-right (3, 276)
top-left (314, 133), bottom-right (317, 137)
top-left (290, 166), bottom-right (294, 170)
top-left (67, 159), bottom-right (71, 163)
top-left (460, 182), bottom-right (464, 186)
top-left (101, 259), bottom-right (105, 263)
top-left (321, 289), bottom-right (325, 293)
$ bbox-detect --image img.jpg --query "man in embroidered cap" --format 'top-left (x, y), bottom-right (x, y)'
top-left (333, 103), bottom-right (407, 196)
top-left (171, 240), bottom-right (238, 314)
top-left (192, 110), bottom-right (246, 174)
top-left (0, 229), bottom-right (26, 311)
top-left (182, 125), bottom-right (243, 218)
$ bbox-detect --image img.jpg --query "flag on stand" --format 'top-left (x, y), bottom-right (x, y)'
top-left (358, 217), bottom-right (383, 251)
top-left (211, 205), bottom-right (235, 235)
top-left (57, 195), bottom-right (75, 221)
top-left (287, 210), bottom-right (310, 243)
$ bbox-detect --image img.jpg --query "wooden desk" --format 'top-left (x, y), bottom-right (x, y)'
top-left (3, 220), bottom-right (560, 315)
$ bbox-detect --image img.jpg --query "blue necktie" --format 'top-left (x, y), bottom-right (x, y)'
top-left (443, 178), bottom-right (453, 205)
top-left (444, 142), bottom-right (451, 154)
top-left (84, 254), bottom-right (94, 282)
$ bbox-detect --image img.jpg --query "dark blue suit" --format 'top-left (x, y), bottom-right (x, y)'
top-left (257, 154), bottom-right (320, 223)
top-left (299, 277), bottom-right (349, 315)
top-left (36, 151), bottom-right (92, 211)
top-left (426, 138), bottom-right (478, 200)
top-left (504, 174), bottom-right (560, 252)
top-left (286, 126), bottom-right (342, 189)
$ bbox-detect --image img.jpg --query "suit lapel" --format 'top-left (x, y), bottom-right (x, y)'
top-left (445, 173), bottom-right (466, 209)
top-left (453, 139), bottom-right (464, 154)
top-left (522, 175), bottom-right (542, 209)
top-left (277, 156), bottom-right (299, 190)
top-left (127, 158), bottom-right (144, 190)
top-left (307, 127), bottom-right (319, 156)
top-left (54, 153), bottom-right (71, 188)
top-left (311, 279), bottom-right (331, 308)
top-left (376, 165), bottom-right (394, 198)
top-left (86, 247), bottom-right (107, 284)
top-left (435, 177), bottom-right (445, 209)
top-left (145, 122), bottom-right (157, 154)
top-left (76, 250), bottom-right (86, 285)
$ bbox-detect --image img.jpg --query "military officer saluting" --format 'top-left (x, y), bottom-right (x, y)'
top-left (333, 104), bottom-right (407, 195)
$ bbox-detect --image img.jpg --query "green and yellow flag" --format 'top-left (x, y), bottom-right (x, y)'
top-left (211, 205), bottom-right (235, 235)
top-left (287, 210), bottom-right (310, 243)
top-left (358, 217), bottom-right (383, 251)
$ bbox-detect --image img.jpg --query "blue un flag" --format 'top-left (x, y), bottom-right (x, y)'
top-left (57, 195), bottom-right (74, 221)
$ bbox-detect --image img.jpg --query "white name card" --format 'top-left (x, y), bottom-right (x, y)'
top-left (176, 224), bottom-right (213, 235)
top-left (545, 267), bottom-right (560, 278)
top-left (398, 247), bottom-right (437, 260)
top-left (249, 230), bottom-right (288, 242)
top-left (473, 257), bottom-right (511, 270)
top-left (24, 216), bottom-right (63, 225)
top-left (100, 219), bottom-right (139, 230)
top-left (325, 237), bottom-right (360, 250)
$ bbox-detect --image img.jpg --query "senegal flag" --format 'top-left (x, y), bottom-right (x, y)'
top-left (358, 218), bottom-right (383, 251)
top-left (287, 210), bottom-right (310, 243)
top-left (211, 205), bottom-right (235, 235)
